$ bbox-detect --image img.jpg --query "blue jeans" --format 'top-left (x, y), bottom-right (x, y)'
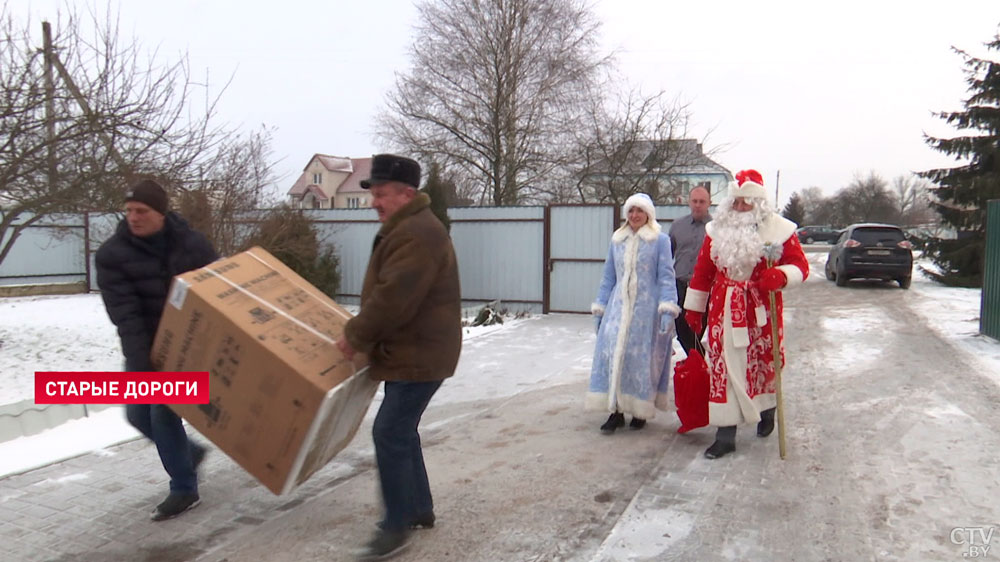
top-left (373, 380), bottom-right (443, 532)
top-left (126, 404), bottom-right (199, 495)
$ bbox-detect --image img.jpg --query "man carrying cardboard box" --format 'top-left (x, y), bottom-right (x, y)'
top-left (96, 179), bottom-right (218, 521)
top-left (337, 154), bottom-right (462, 560)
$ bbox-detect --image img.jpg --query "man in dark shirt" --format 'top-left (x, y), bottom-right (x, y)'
top-left (668, 186), bottom-right (711, 353)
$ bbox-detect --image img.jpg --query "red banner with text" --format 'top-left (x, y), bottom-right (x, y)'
top-left (34, 372), bottom-right (210, 404)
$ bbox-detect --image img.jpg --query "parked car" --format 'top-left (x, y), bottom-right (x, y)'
top-left (796, 225), bottom-right (840, 244)
top-left (824, 223), bottom-right (914, 289)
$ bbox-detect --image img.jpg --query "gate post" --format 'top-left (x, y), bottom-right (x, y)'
top-left (83, 212), bottom-right (92, 292)
top-left (981, 200), bottom-right (1000, 340)
top-left (542, 205), bottom-right (551, 314)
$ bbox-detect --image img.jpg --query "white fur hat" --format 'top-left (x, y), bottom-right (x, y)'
top-left (729, 169), bottom-right (767, 200)
top-left (622, 192), bottom-right (656, 222)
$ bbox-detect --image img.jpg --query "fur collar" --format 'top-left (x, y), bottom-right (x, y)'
top-left (377, 192), bottom-right (431, 235)
top-left (611, 221), bottom-right (660, 243)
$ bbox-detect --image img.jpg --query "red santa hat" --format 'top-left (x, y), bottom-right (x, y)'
top-left (730, 169), bottom-right (767, 200)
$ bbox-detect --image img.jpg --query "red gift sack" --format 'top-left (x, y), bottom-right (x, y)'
top-left (673, 343), bottom-right (710, 433)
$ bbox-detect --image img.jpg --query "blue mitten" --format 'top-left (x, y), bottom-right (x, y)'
top-left (594, 315), bottom-right (602, 335)
top-left (659, 313), bottom-right (673, 333)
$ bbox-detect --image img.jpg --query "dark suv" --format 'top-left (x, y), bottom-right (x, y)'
top-left (796, 225), bottom-right (840, 244)
top-left (824, 223), bottom-right (914, 289)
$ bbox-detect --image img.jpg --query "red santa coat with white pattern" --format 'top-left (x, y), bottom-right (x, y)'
top-left (683, 213), bottom-right (809, 427)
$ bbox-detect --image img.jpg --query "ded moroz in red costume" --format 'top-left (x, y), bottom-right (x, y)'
top-left (683, 170), bottom-right (809, 430)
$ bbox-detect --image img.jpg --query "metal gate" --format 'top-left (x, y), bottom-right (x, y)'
top-left (544, 205), bottom-right (617, 313)
top-left (982, 199), bottom-right (1000, 340)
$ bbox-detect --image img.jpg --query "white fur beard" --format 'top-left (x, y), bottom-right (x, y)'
top-left (711, 199), bottom-right (770, 280)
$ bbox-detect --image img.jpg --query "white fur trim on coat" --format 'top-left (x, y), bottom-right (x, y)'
top-left (684, 288), bottom-right (709, 313)
top-left (757, 213), bottom-right (797, 245)
top-left (611, 221), bottom-right (660, 243)
top-left (776, 264), bottom-right (804, 287)
top-left (591, 302), bottom-right (605, 316)
top-left (606, 231), bottom-right (642, 412)
top-left (658, 301), bottom-right (681, 317)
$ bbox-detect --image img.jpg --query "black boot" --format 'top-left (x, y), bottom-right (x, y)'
top-left (757, 408), bottom-right (776, 437)
top-left (704, 426), bottom-right (736, 459)
top-left (600, 412), bottom-right (625, 433)
top-left (629, 417), bottom-right (646, 430)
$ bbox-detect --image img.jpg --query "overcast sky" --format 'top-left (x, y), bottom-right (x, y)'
top-left (11, 0), bottom-right (1000, 205)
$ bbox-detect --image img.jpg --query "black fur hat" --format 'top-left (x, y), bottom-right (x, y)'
top-left (360, 154), bottom-right (421, 189)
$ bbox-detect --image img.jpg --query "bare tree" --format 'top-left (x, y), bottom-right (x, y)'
top-left (829, 171), bottom-right (896, 226)
top-left (565, 86), bottom-right (712, 206)
top-left (377, 0), bottom-right (609, 206)
top-left (186, 126), bottom-right (280, 256)
top-left (0, 7), bottom-right (275, 266)
top-left (890, 174), bottom-right (934, 227)
top-left (797, 186), bottom-right (830, 225)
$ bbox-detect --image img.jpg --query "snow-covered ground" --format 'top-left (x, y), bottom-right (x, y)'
top-left (1, 251), bottom-right (997, 480)
top-left (0, 295), bottom-right (523, 476)
top-left (802, 251), bottom-right (1000, 391)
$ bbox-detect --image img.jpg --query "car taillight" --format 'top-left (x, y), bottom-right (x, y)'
top-left (897, 240), bottom-right (913, 249)
top-left (844, 240), bottom-right (861, 248)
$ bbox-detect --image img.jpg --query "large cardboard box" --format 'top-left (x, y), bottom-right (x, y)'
top-left (152, 246), bottom-right (377, 495)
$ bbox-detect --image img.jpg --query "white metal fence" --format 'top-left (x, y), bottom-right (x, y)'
top-left (1, 205), bottom-right (694, 313)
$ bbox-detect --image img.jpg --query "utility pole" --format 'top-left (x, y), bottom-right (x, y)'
top-left (41, 21), bottom-right (130, 175)
top-left (42, 22), bottom-right (56, 190)
top-left (775, 170), bottom-right (781, 207)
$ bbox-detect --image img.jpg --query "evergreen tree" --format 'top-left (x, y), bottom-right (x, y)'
top-left (241, 206), bottom-right (341, 297)
top-left (920, 30), bottom-right (1000, 287)
top-left (782, 192), bottom-right (806, 225)
top-left (420, 162), bottom-right (454, 232)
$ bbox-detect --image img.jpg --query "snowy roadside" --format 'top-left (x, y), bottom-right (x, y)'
top-left (802, 251), bottom-right (1000, 388)
top-left (0, 294), bottom-right (518, 405)
top-left (907, 263), bottom-right (1000, 389)
top-left (0, 293), bottom-right (528, 477)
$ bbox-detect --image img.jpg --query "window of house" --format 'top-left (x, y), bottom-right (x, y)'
top-left (347, 197), bottom-right (360, 209)
top-left (313, 172), bottom-right (322, 184)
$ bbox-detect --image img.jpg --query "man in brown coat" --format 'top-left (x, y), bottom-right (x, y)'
top-left (337, 153), bottom-right (462, 560)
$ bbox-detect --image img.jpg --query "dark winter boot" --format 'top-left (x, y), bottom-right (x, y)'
top-left (151, 492), bottom-right (201, 521)
top-left (629, 417), bottom-right (646, 430)
top-left (353, 529), bottom-right (411, 561)
top-left (600, 412), bottom-right (625, 434)
top-left (757, 408), bottom-right (776, 437)
top-left (377, 512), bottom-right (435, 531)
top-left (704, 426), bottom-right (737, 459)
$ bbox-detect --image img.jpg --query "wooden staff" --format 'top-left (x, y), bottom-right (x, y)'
top-left (762, 242), bottom-right (787, 459)
top-left (767, 287), bottom-right (787, 459)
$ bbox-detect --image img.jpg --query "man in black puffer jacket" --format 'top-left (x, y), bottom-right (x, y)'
top-left (95, 179), bottom-right (218, 521)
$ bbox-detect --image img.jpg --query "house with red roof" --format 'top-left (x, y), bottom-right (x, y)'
top-left (287, 154), bottom-right (372, 209)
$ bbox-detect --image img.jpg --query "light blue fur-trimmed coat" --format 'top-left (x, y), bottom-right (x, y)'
top-left (587, 222), bottom-right (680, 419)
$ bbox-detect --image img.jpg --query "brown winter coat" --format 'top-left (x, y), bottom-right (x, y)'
top-left (343, 193), bottom-right (462, 382)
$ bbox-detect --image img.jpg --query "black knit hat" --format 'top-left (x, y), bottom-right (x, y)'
top-left (125, 180), bottom-right (169, 215)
